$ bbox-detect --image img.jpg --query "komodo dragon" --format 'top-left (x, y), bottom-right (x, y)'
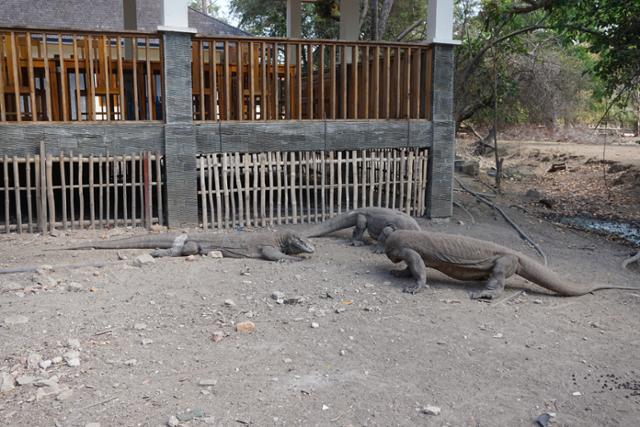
top-left (67, 231), bottom-right (315, 262)
top-left (382, 229), bottom-right (637, 298)
top-left (305, 207), bottom-right (421, 253)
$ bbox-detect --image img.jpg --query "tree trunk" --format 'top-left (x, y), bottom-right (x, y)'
top-left (370, 0), bottom-right (379, 40)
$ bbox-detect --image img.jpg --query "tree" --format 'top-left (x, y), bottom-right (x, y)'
top-left (190, 0), bottom-right (221, 18)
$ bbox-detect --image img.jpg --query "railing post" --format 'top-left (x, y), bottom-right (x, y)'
top-left (159, 4), bottom-right (199, 227)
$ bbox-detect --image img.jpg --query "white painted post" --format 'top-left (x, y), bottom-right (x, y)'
top-left (158, 0), bottom-right (196, 33)
top-left (426, 0), bottom-right (459, 45)
top-left (339, 0), bottom-right (359, 62)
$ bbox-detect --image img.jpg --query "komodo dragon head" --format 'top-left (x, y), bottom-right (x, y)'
top-left (279, 232), bottom-right (315, 255)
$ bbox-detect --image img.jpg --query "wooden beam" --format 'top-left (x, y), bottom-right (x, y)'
top-left (26, 33), bottom-right (37, 121)
top-left (116, 36), bottom-right (126, 120)
top-left (132, 36), bottom-right (139, 120)
top-left (73, 35), bottom-right (82, 120)
top-left (10, 32), bottom-right (21, 122)
top-left (86, 35), bottom-right (95, 120)
top-left (236, 41), bottom-right (243, 120)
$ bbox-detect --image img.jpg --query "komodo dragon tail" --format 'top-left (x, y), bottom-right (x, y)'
top-left (304, 212), bottom-right (359, 237)
top-left (66, 234), bottom-right (181, 250)
top-left (517, 254), bottom-right (638, 296)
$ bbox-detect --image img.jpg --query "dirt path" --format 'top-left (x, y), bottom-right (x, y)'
top-left (1, 194), bottom-right (639, 426)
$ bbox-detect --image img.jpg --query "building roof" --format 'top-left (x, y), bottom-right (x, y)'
top-left (0, 0), bottom-right (249, 36)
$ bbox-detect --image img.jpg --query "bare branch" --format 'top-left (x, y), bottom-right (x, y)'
top-left (396, 18), bottom-right (425, 41)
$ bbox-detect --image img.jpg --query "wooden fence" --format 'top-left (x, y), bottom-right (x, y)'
top-left (0, 146), bottom-right (163, 233)
top-left (192, 37), bottom-right (432, 121)
top-left (0, 29), bottom-right (163, 122)
top-left (197, 148), bottom-right (428, 229)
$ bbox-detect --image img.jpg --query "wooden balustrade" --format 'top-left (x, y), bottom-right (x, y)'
top-left (0, 29), bottom-right (163, 122)
top-left (192, 37), bottom-right (432, 121)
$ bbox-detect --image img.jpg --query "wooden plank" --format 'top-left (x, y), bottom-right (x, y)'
top-left (328, 150), bottom-right (334, 217)
top-left (394, 47), bottom-right (401, 118)
top-left (296, 44), bottom-right (302, 120)
top-left (336, 150), bottom-right (342, 214)
top-left (38, 142), bottom-right (47, 231)
top-left (289, 151), bottom-right (297, 224)
top-left (305, 151), bottom-right (311, 223)
top-left (78, 154), bottom-right (84, 227)
top-left (12, 156), bottom-right (21, 232)
top-left (209, 155), bottom-right (220, 228)
top-left (130, 154), bottom-right (136, 226)
top-left (330, 44), bottom-right (336, 119)
top-left (59, 152), bottom-right (67, 230)
top-left (340, 46), bottom-right (347, 119)
top-left (26, 33), bottom-right (37, 121)
top-left (391, 149), bottom-right (398, 209)
top-left (198, 41), bottom-right (206, 120)
top-left (249, 42), bottom-right (255, 120)
top-left (102, 36), bottom-right (111, 121)
top-left (284, 43), bottom-right (291, 119)
top-left (132, 37), bottom-right (139, 120)
top-left (86, 35), bottom-right (95, 120)
top-left (243, 153), bottom-right (251, 226)
top-left (267, 152), bottom-right (274, 225)
top-left (298, 151), bottom-right (304, 222)
top-left (350, 45), bottom-right (358, 119)
top-left (227, 153), bottom-right (236, 227)
top-left (72, 36), bottom-right (82, 120)
top-left (105, 152), bottom-right (110, 226)
top-left (318, 44), bottom-right (325, 120)
top-left (261, 42), bottom-right (267, 120)
top-left (362, 45), bottom-right (369, 119)
top-left (209, 40), bottom-right (216, 121)
top-left (412, 48), bottom-right (420, 118)
top-left (369, 150), bottom-right (375, 207)
top-left (69, 150), bottom-right (75, 228)
top-left (344, 150), bottom-right (350, 210)
top-left (234, 153), bottom-right (244, 226)
top-left (98, 155), bottom-right (104, 228)
top-left (200, 156), bottom-right (208, 229)
top-left (351, 150), bottom-right (358, 209)
top-left (320, 151), bottom-right (326, 220)
top-left (89, 155), bottom-right (95, 228)
top-left (223, 41), bottom-right (230, 120)
top-left (25, 154), bottom-right (33, 232)
top-left (383, 46), bottom-right (390, 119)
top-left (46, 154), bottom-right (55, 232)
top-left (3, 156), bottom-right (9, 232)
top-left (384, 150), bottom-right (391, 208)
top-left (221, 153), bottom-right (230, 228)
top-left (145, 37), bottom-right (152, 119)
top-left (236, 42), bottom-right (243, 120)
top-left (372, 46), bottom-right (380, 119)
top-left (10, 33), bottom-right (21, 122)
top-left (204, 154), bottom-right (213, 228)
top-left (425, 47), bottom-right (433, 120)
top-left (34, 153), bottom-right (42, 230)
top-left (282, 151), bottom-right (289, 224)
top-left (361, 150), bottom-right (367, 207)
top-left (258, 153), bottom-right (265, 227)
top-left (144, 152), bottom-right (152, 229)
top-left (307, 44), bottom-right (313, 119)
top-left (122, 155), bottom-right (128, 226)
top-left (404, 47), bottom-right (411, 118)
top-left (272, 43), bottom-right (279, 120)
top-left (275, 151), bottom-right (283, 224)
top-left (0, 34), bottom-right (6, 121)
top-left (116, 36), bottom-right (127, 120)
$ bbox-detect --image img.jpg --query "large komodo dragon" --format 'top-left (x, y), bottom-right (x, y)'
top-left (305, 207), bottom-right (421, 253)
top-left (67, 231), bottom-right (315, 262)
top-left (383, 230), bottom-right (637, 298)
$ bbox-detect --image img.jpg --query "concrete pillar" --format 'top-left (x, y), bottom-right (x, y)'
top-left (425, 0), bottom-right (459, 219)
top-left (286, 0), bottom-right (301, 61)
top-left (339, 0), bottom-right (359, 62)
top-left (158, 1), bottom-right (199, 227)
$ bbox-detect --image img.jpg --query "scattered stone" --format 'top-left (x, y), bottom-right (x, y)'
top-left (27, 352), bottom-right (43, 369)
top-left (235, 321), bottom-right (256, 333)
top-left (198, 379), bottom-right (218, 386)
top-left (66, 282), bottom-right (84, 292)
top-left (36, 384), bottom-right (61, 400)
top-left (34, 376), bottom-right (59, 387)
top-left (339, 349), bottom-right (347, 356)
top-left (524, 188), bottom-right (543, 200)
top-left (224, 299), bottom-right (236, 307)
top-left (572, 391), bottom-right (582, 396)
top-left (271, 291), bottom-right (285, 301)
top-left (185, 254), bottom-right (196, 261)
top-left (124, 359), bottom-right (137, 366)
top-left (167, 416), bottom-right (180, 427)
top-left (210, 331), bottom-right (225, 342)
top-left (364, 306), bottom-right (381, 312)
top-left (310, 322), bottom-right (320, 329)
top-left (176, 409), bottom-right (205, 422)
top-left (0, 372), bottom-right (15, 393)
top-left (51, 356), bottom-right (63, 364)
top-left (85, 423), bottom-right (101, 427)
top-left (38, 360), bottom-right (52, 369)
top-left (63, 351), bottom-right (80, 367)
top-left (117, 251), bottom-right (128, 260)
top-left (36, 265), bottom-right (54, 274)
top-left (492, 333), bottom-right (504, 338)
top-left (133, 323), bottom-right (147, 330)
top-left (16, 375), bottom-right (36, 386)
top-left (4, 315), bottom-right (29, 326)
top-left (66, 338), bottom-right (81, 349)
top-left (533, 299), bottom-right (543, 304)
top-left (322, 404), bottom-right (329, 411)
top-left (133, 254), bottom-right (156, 267)
top-left (55, 386), bottom-right (73, 401)
top-left (208, 250), bottom-right (223, 258)
top-left (421, 405), bottom-right (441, 416)
top-left (283, 358), bottom-right (292, 364)
top-left (141, 339), bottom-right (153, 346)
top-left (284, 296), bottom-right (305, 305)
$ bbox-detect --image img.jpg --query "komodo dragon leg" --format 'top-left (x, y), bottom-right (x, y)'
top-left (390, 248), bottom-right (428, 294)
top-left (150, 240), bottom-right (200, 258)
top-left (351, 214), bottom-right (368, 247)
top-left (260, 246), bottom-right (304, 262)
top-left (373, 225), bottom-right (396, 254)
top-left (469, 254), bottom-right (518, 300)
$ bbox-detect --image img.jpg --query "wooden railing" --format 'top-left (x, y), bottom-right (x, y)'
top-left (192, 36), bottom-right (432, 121)
top-left (0, 29), bottom-right (163, 122)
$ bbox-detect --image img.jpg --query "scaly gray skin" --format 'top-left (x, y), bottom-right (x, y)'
top-left (67, 231), bottom-right (315, 262)
top-left (383, 229), bottom-right (638, 298)
top-left (304, 207), bottom-right (421, 253)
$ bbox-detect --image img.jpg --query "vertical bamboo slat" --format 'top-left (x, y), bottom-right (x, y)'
top-left (73, 36), bottom-right (82, 120)
top-left (267, 152), bottom-right (274, 225)
top-left (0, 35), bottom-right (6, 122)
top-left (26, 33), bottom-right (37, 121)
top-left (289, 151), bottom-right (297, 224)
top-left (69, 151), bottom-right (75, 228)
top-left (46, 154), bottom-right (55, 231)
top-left (87, 35), bottom-right (95, 120)
top-left (25, 154), bottom-right (33, 232)
top-left (200, 156), bottom-right (208, 229)
top-left (11, 156), bottom-right (21, 232)
top-left (89, 155), bottom-right (95, 228)
top-left (4, 156), bottom-right (10, 232)
top-left (276, 151), bottom-right (282, 224)
top-left (10, 33), bottom-right (21, 122)
top-left (59, 152), bottom-right (68, 230)
top-left (98, 155), bottom-right (104, 227)
top-left (78, 154), bottom-right (84, 227)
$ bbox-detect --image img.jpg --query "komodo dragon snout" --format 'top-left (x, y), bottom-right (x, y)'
top-left (282, 232), bottom-right (315, 255)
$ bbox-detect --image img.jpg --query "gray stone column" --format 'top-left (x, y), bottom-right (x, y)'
top-left (161, 31), bottom-right (199, 227)
top-left (426, 43), bottom-right (456, 219)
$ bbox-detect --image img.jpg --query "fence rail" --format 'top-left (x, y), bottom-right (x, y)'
top-left (0, 146), bottom-right (163, 233)
top-left (0, 29), bottom-right (163, 122)
top-left (192, 37), bottom-right (432, 122)
top-left (197, 148), bottom-right (428, 229)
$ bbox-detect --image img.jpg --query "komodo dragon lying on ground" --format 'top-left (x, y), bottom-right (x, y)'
top-left (67, 231), bottom-right (315, 262)
top-left (382, 229), bottom-right (637, 298)
top-left (305, 207), bottom-right (421, 253)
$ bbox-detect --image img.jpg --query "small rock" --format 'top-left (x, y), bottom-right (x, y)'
top-left (533, 299), bottom-right (543, 304)
top-left (271, 291), bottom-right (285, 300)
top-left (117, 251), bottom-right (128, 260)
top-left (322, 404), bottom-right (329, 411)
top-left (34, 376), bottom-right (59, 387)
top-left (85, 423), bottom-right (101, 427)
top-left (339, 349), bottom-right (347, 356)
top-left (283, 358), bottom-right (292, 364)
top-left (134, 323), bottom-right (147, 330)
top-left (66, 282), bottom-right (84, 292)
top-left (210, 331), bottom-right (225, 342)
top-left (177, 409), bottom-right (205, 422)
top-left (235, 321), bottom-right (256, 333)
top-left (27, 352), bottom-right (43, 369)
top-left (36, 384), bottom-right (61, 400)
top-left (124, 359), bottom-right (137, 366)
top-left (167, 416), bottom-right (180, 427)
top-left (36, 264), bottom-right (54, 274)
top-left (133, 254), bottom-right (156, 267)
top-left (4, 315), bottom-right (29, 326)
top-left (572, 391), bottom-right (582, 396)
top-left (198, 379), bottom-right (218, 386)
top-left (141, 339), bottom-right (153, 346)
top-left (492, 333), bottom-right (504, 338)
top-left (66, 338), bottom-right (81, 349)
top-left (38, 360), bottom-right (52, 369)
top-left (224, 299), bottom-right (236, 307)
top-left (51, 356), bottom-right (63, 364)
top-left (56, 386), bottom-right (73, 401)
top-left (16, 375), bottom-right (36, 386)
top-left (64, 351), bottom-right (80, 367)
top-left (422, 405), bottom-right (441, 416)
top-left (285, 296), bottom-right (305, 305)
top-left (208, 250), bottom-right (223, 258)
top-left (185, 254), bottom-right (196, 262)
top-left (0, 372), bottom-right (16, 393)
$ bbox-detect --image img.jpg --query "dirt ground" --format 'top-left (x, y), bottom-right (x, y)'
top-left (1, 172), bottom-right (640, 426)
